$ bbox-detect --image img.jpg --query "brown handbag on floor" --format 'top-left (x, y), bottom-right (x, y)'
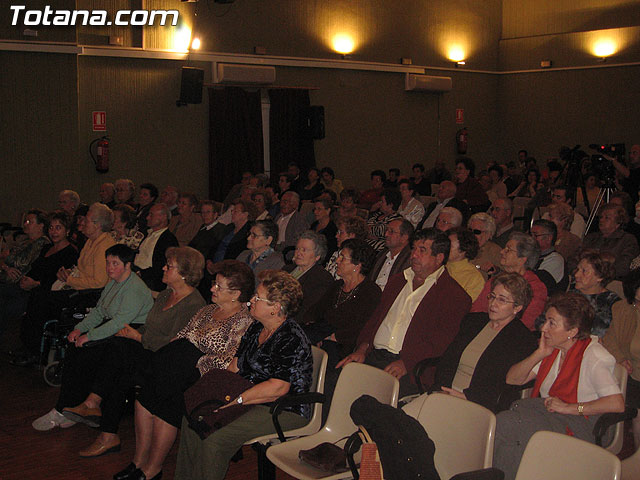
top-left (184, 368), bottom-right (254, 440)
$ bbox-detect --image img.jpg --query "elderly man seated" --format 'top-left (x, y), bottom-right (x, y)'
top-left (337, 228), bottom-right (471, 395)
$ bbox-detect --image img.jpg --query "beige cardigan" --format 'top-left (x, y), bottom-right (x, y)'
top-left (602, 300), bottom-right (640, 381)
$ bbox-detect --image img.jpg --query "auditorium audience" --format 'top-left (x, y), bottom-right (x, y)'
top-left (446, 228), bottom-right (485, 301)
top-left (435, 206), bottom-right (463, 232)
top-left (359, 170), bottom-right (386, 210)
top-left (582, 202), bottom-right (639, 279)
top-left (159, 186), bottom-right (179, 216)
top-left (135, 183), bottom-right (158, 233)
top-left (98, 183), bottom-right (115, 208)
top-left (546, 202), bottom-right (582, 263)
top-left (530, 219), bottom-right (567, 294)
top-left (251, 189), bottom-right (272, 221)
top-left (299, 167), bottom-right (324, 203)
top-left (491, 198), bottom-right (516, 248)
top-left (368, 218), bottom-right (412, 290)
top-left (236, 220), bottom-right (284, 275)
top-left (366, 188), bottom-right (403, 251)
top-left (454, 157), bottom-right (490, 213)
top-left (419, 180), bottom-right (469, 229)
top-left (114, 179), bottom-right (138, 209)
top-left (111, 204), bottom-right (145, 250)
top-left (398, 179), bottom-right (425, 228)
top-left (134, 203), bottom-right (179, 292)
top-left (310, 197), bottom-right (338, 258)
top-left (336, 188), bottom-right (360, 220)
top-left (274, 191), bottom-right (309, 256)
top-left (411, 163), bottom-right (432, 196)
top-left (283, 231), bottom-right (333, 324)
top-left (472, 232), bottom-right (547, 330)
top-left (169, 193), bottom-right (203, 247)
top-left (468, 212), bottom-right (502, 275)
top-left (320, 167), bottom-right (343, 195)
top-left (325, 215), bottom-right (368, 279)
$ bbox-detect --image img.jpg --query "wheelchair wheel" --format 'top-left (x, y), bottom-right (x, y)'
top-left (43, 361), bottom-right (63, 387)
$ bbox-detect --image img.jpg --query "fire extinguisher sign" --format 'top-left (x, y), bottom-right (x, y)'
top-left (455, 109), bottom-right (464, 124)
top-left (92, 111), bottom-right (107, 131)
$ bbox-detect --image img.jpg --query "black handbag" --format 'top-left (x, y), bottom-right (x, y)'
top-left (184, 368), bottom-right (254, 440)
top-left (298, 441), bottom-right (349, 473)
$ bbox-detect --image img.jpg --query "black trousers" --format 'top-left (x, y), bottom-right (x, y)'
top-left (136, 338), bottom-right (203, 428)
top-left (92, 336), bottom-right (152, 434)
top-left (55, 340), bottom-right (112, 412)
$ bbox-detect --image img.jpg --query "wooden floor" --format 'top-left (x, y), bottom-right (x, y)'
top-left (0, 316), bottom-right (297, 480)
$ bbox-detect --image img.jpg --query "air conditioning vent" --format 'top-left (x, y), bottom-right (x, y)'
top-left (405, 74), bottom-right (452, 92)
top-left (215, 63), bottom-right (276, 84)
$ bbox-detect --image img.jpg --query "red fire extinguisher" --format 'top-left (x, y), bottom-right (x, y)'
top-left (90, 136), bottom-right (109, 173)
top-left (456, 128), bottom-right (468, 155)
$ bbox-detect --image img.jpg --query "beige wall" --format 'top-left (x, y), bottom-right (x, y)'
top-left (1, 0), bottom-right (640, 223)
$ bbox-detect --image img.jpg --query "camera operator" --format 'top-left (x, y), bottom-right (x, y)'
top-left (611, 144), bottom-right (640, 202)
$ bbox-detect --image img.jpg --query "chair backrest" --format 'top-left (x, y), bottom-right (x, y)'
top-left (303, 346), bottom-right (329, 434)
top-left (605, 363), bottom-right (628, 454)
top-left (403, 393), bottom-right (496, 480)
top-left (515, 431), bottom-right (621, 480)
top-left (324, 363), bottom-right (399, 438)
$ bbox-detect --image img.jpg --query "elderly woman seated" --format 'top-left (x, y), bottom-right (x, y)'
top-left (325, 215), bottom-right (367, 279)
top-left (405, 272), bottom-right (537, 416)
top-left (169, 193), bottom-right (203, 247)
top-left (31, 244), bottom-right (154, 431)
top-left (236, 220), bottom-right (284, 275)
top-left (570, 249), bottom-right (619, 337)
top-left (0, 209), bottom-right (51, 337)
top-left (366, 188), bottom-right (403, 251)
top-left (111, 204), bottom-right (145, 250)
top-left (546, 202), bottom-right (582, 263)
top-left (174, 270), bottom-right (313, 480)
top-left (113, 259), bottom-right (255, 480)
top-left (493, 292), bottom-right (624, 480)
top-left (283, 230), bottom-right (333, 324)
top-left (12, 203), bottom-right (116, 366)
top-left (446, 228), bottom-right (486, 302)
top-left (471, 232), bottom-right (547, 330)
top-left (61, 247), bottom-right (206, 457)
top-left (582, 202), bottom-right (639, 279)
top-left (468, 212), bottom-right (502, 275)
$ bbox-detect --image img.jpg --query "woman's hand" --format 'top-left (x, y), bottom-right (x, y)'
top-left (536, 334), bottom-right (554, 358)
top-left (621, 359), bottom-right (633, 375)
top-left (441, 387), bottom-right (467, 399)
top-left (19, 276), bottom-right (39, 290)
top-left (57, 266), bottom-right (71, 282)
top-left (116, 325), bottom-right (142, 342)
top-left (4, 266), bottom-right (22, 282)
top-left (544, 396), bottom-right (570, 414)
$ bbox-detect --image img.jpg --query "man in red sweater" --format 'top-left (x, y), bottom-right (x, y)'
top-left (337, 228), bottom-right (471, 395)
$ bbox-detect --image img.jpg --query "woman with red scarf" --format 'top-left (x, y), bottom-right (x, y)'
top-left (493, 292), bottom-right (624, 480)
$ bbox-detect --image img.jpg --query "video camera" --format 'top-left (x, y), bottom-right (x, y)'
top-left (588, 143), bottom-right (625, 184)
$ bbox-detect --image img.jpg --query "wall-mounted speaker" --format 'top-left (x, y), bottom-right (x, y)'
top-left (307, 106), bottom-right (325, 140)
top-left (179, 67), bottom-right (204, 104)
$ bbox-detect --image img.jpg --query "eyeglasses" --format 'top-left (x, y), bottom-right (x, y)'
top-left (502, 246), bottom-right (518, 254)
top-left (213, 282), bottom-right (237, 292)
top-left (248, 232), bottom-right (265, 239)
top-left (251, 294), bottom-right (274, 304)
top-left (487, 292), bottom-right (517, 306)
top-left (531, 232), bottom-right (551, 238)
top-left (164, 263), bottom-right (179, 270)
top-left (337, 252), bottom-right (353, 262)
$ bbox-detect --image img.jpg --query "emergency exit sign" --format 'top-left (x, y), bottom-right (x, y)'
top-left (93, 111), bottom-right (106, 131)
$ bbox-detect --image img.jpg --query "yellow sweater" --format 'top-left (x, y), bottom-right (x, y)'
top-left (66, 232), bottom-right (116, 290)
top-left (446, 259), bottom-right (486, 302)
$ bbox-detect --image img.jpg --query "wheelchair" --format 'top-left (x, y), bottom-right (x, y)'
top-left (40, 307), bottom-right (87, 387)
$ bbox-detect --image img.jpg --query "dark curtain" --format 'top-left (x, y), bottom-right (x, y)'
top-left (208, 87), bottom-right (263, 201)
top-left (268, 89), bottom-right (315, 177)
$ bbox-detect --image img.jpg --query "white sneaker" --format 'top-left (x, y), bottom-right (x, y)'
top-left (32, 408), bottom-right (76, 431)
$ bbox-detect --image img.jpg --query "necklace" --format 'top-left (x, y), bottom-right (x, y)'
top-left (333, 282), bottom-right (362, 309)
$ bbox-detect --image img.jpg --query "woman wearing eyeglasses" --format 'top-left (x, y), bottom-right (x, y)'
top-left (405, 272), bottom-right (537, 415)
top-left (236, 220), bottom-right (284, 275)
top-left (175, 270), bottom-right (312, 480)
top-left (113, 260), bottom-right (254, 480)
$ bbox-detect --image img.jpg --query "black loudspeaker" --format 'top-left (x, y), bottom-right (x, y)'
top-left (307, 105), bottom-right (325, 140)
top-left (179, 67), bottom-right (204, 104)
